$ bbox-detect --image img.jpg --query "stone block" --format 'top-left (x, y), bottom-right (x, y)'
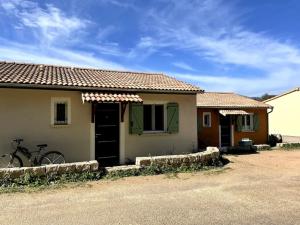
top-left (106, 165), bottom-right (141, 174)
top-left (31, 166), bottom-right (46, 177)
top-left (45, 164), bottom-right (58, 174)
top-left (0, 168), bottom-right (10, 179)
top-left (135, 147), bottom-right (220, 168)
top-left (23, 167), bottom-right (34, 175)
top-left (88, 160), bottom-right (99, 172)
top-left (75, 162), bottom-right (90, 173)
top-left (57, 163), bottom-right (76, 175)
top-left (8, 167), bottom-right (24, 179)
top-left (136, 157), bottom-right (151, 167)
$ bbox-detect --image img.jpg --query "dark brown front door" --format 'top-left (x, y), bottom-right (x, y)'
top-left (220, 115), bottom-right (231, 147)
top-left (95, 103), bottom-right (119, 166)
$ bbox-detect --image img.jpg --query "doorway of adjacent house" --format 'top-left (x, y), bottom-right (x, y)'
top-left (220, 115), bottom-right (231, 147)
top-left (95, 103), bottom-right (119, 166)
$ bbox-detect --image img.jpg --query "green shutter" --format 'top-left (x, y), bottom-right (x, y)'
top-left (129, 103), bottom-right (143, 135)
top-left (253, 114), bottom-right (259, 131)
top-left (236, 115), bottom-right (243, 132)
top-left (167, 103), bottom-right (179, 133)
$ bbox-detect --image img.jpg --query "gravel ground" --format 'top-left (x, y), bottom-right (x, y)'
top-left (0, 150), bottom-right (299, 225)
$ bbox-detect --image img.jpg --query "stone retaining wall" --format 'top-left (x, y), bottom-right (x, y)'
top-left (276, 142), bottom-right (300, 149)
top-left (0, 160), bottom-right (98, 179)
top-left (0, 148), bottom-right (221, 179)
top-left (135, 147), bottom-right (220, 167)
top-left (254, 144), bottom-right (271, 151)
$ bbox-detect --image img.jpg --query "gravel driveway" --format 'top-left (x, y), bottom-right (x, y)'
top-left (0, 150), bottom-right (299, 225)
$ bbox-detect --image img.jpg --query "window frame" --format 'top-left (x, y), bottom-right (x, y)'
top-left (241, 114), bottom-right (254, 132)
top-left (142, 103), bottom-right (166, 133)
top-left (203, 112), bottom-right (211, 128)
top-left (51, 97), bottom-right (71, 126)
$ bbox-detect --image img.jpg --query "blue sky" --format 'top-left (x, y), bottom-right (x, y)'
top-left (0, 0), bottom-right (300, 96)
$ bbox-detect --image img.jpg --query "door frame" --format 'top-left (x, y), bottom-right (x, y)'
top-left (219, 115), bottom-right (234, 147)
top-left (90, 102), bottom-right (123, 165)
top-left (89, 102), bottom-right (126, 164)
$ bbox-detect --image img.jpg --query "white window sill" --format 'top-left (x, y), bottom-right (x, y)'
top-left (241, 129), bottom-right (255, 133)
top-left (51, 124), bottom-right (71, 128)
top-left (142, 131), bottom-right (170, 136)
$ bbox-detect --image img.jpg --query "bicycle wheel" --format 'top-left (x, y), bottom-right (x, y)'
top-left (39, 151), bottom-right (65, 165)
top-left (0, 154), bottom-right (23, 168)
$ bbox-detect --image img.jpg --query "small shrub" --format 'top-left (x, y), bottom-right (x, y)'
top-left (282, 143), bottom-right (300, 150)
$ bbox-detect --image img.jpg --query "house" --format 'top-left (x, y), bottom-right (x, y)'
top-left (197, 92), bottom-right (272, 148)
top-left (0, 61), bottom-right (201, 166)
top-left (264, 87), bottom-right (300, 138)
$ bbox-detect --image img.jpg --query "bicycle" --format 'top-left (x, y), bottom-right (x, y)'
top-left (0, 139), bottom-right (65, 168)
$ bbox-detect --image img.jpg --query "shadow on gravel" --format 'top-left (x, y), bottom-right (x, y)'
top-left (220, 155), bottom-right (231, 165)
top-left (222, 148), bottom-right (260, 156)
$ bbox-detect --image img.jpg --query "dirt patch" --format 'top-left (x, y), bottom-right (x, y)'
top-left (0, 150), bottom-right (299, 225)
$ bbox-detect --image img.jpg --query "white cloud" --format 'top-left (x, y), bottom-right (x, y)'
top-left (172, 62), bottom-right (195, 71)
top-left (137, 0), bottom-right (300, 95)
top-left (0, 39), bottom-right (126, 70)
top-left (172, 71), bottom-right (295, 96)
top-left (0, 1), bottom-right (89, 45)
top-left (97, 0), bottom-right (138, 10)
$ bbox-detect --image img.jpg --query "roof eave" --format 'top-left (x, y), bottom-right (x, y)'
top-left (0, 83), bottom-right (203, 94)
top-left (197, 105), bottom-right (272, 109)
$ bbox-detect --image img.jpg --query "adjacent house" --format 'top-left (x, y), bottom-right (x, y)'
top-left (0, 61), bottom-right (201, 166)
top-left (264, 87), bottom-right (300, 138)
top-left (197, 92), bottom-right (272, 148)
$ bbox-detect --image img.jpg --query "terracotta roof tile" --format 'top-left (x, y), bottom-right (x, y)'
top-left (0, 61), bottom-right (201, 93)
top-left (82, 92), bottom-right (143, 103)
top-left (197, 92), bottom-right (272, 108)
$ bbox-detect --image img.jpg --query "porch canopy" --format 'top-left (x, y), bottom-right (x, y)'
top-left (82, 92), bottom-right (143, 103)
top-left (219, 109), bottom-right (249, 116)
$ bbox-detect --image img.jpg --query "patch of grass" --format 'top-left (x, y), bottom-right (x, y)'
top-left (0, 157), bottom-right (226, 193)
top-left (281, 143), bottom-right (300, 150)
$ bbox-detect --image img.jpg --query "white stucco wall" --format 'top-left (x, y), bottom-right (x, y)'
top-left (266, 89), bottom-right (300, 136)
top-left (123, 93), bottom-right (198, 162)
top-left (0, 88), bottom-right (198, 165)
top-left (0, 88), bottom-right (91, 164)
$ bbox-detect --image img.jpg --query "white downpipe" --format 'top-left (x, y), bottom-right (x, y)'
top-left (90, 123), bottom-right (95, 160)
top-left (120, 122), bottom-right (126, 164)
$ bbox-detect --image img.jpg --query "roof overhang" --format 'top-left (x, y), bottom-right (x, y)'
top-left (219, 110), bottom-right (249, 116)
top-left (82, 92), bottom-right (143, 103)
top-left (197, 106), bottom-right (272, 109)
top-left (0, 83), bottom-right (201, 94)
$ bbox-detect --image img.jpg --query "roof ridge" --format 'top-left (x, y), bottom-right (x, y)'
top-left (203, 91), bottom-right (236, 94)
top-left (0, 60), bottom-right (165, 76)
top-left (264, 87), bottom-right (300, 102)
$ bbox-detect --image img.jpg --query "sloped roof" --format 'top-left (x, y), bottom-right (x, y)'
top-left (264, 87), bottom-right (300, 102)
top-left (0, 61), bottom-right (201, 93)
top-left (197, 92), bottom-right (272, 108)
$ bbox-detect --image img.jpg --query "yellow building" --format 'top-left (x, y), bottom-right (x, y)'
top-left (264, 88), bottom-right (300, 137)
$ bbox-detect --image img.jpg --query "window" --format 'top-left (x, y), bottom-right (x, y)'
top-left (143, 104), bottom-right (164, 131)
top-left (51, 98), bottom-right (71, 125)
top-left (241, 114), bottom-right (254, 131)
top-left (203, 112), bottom-right (211, 127)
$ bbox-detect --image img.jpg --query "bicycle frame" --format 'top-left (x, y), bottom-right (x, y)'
top-left (13, 143), bottom-right (45, 166)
